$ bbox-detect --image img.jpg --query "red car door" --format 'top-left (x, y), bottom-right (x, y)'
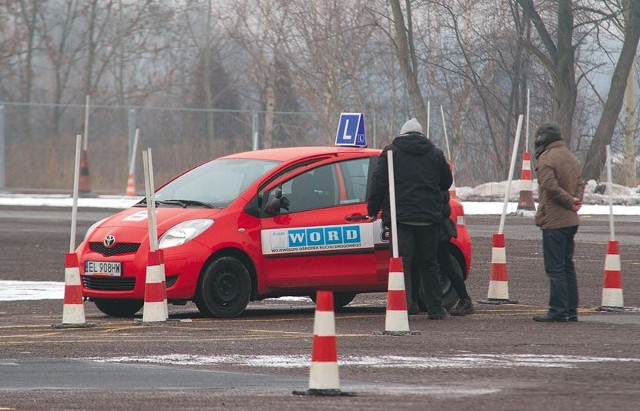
top-left (260, 158), bottom-right (378, 290)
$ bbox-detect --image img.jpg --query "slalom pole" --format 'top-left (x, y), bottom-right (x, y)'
top-left (606, 145), bottom-right (615, 241)
top-left (70, 135), bottom-right (82, 253)
top-left (440, 105), bottom-right (457, 198)
top-left (129, 128), bottom-right (140, 178)
top-left (83, 95), bottom-right (90, 150)
top-left (525, 89), bottom-right (530, 151)
top-left (498, 115), bottom-right (523, 234)
top-left (426, 101), bottom-right (431, 140)
top-left (388, 150), bottom-right (399, 258)
top-left (143, 149), bottom-right (158, 251)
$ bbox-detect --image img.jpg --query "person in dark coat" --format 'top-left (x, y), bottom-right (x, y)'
top-left (439, 190), bottom-right (474, 316)
top-left (532, 122), bottom-right (585, 322)
top-left (366, 118), bottom-right (453, 319)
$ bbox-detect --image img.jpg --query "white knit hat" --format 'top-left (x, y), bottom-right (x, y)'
top-left (400, 118), bottom-right (423, 135)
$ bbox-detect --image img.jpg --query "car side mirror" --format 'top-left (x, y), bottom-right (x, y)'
top-left (265, 188), bottom-right (289, 215)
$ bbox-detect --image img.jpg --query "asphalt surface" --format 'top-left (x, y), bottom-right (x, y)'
top-left (1, 206), bottom-right (639, 410)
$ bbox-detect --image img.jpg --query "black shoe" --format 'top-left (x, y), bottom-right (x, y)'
top-left (533, 314), bottom-right (569, 322)
top-left (449, 298), bottom-right (474, 316)
top-left (428, 307), bottom-right (448, 320)
top-left (568, 315), bottom-right (578, 322)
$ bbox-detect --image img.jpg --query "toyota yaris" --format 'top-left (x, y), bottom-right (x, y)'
top-left (77, 146), bottom-right (472, 318)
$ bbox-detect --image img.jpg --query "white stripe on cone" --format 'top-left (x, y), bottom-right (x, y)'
top-left (309, 362), bottom-right (340, 390)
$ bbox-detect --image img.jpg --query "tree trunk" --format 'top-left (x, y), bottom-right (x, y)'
top-left (389, 0), bottom-right (428, 131)
top-left (582, 1), bottom-right (640, 181)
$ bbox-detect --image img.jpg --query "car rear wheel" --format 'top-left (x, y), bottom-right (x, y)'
top-left (441, 254), bottom-right (462, 310)
top-left (195, 256), bottom-right (251, 318)
top-left (93, 299), bottom-right (144, 317)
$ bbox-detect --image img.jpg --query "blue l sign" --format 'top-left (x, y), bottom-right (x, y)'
top-left (335, 113), bottom-right (366, 147)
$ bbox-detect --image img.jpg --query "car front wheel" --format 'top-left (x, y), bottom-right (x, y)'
top-left (195, 256), bottom-right (251, 318)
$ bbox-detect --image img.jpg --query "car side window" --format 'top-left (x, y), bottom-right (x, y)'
top-left (265, 163), bottom-right (339, 214)
top-left (338, 157), bottom-right (372, 204)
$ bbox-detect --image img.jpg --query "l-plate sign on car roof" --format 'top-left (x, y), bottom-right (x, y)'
top-left (335, 113), bottom-right (366, 147)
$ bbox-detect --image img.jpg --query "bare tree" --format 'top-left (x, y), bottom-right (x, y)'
top-left (582, 0), bottom-right (640, 181)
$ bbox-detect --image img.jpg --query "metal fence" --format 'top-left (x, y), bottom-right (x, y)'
top-left (0, 102), bottom-right (379, 195)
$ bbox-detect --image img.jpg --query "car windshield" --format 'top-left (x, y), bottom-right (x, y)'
top-left (151, 158), bottom-right (280, 208)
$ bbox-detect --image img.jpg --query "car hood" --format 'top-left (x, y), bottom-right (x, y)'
top-left (96, 206), bottom-right (222, 231)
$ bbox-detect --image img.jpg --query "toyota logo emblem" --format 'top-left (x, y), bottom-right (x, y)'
top-left (104, 235), bottom-right (116, 248)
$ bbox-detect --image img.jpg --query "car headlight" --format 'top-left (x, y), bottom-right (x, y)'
top-left (158, 219), bottom-right (214, 249)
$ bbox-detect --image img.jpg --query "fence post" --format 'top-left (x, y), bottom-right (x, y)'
top-left (0, 105), bottom-right (4, 190)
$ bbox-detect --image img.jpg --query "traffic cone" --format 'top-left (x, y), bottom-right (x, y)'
top-left (126, 173), bottom-right (136, 197)
top-left (374, 257), bottom-right (420, 336)
top-left (52, 253), bottom-right (95, 328)
top-left (78, 149), bottom-right (91, 196)
top-left (517, 152), bottom-right (536, 212)
top-left (139, 249), bottom-right (169, 323)
top-left (479, 233), bottom-right (518, 304)
top-left (293, 290), bottom-right (354, 396)
top-left (600, 240), bottom-right (624, 309)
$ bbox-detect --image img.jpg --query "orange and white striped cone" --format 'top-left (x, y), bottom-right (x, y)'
top-left (374, 257), bottom-right (420, 336)
top-left (517, 152), bottom-right (536, 212)
top-left (125, 173), bottom-right (136, 197)
top-left (293, 290), bottom-right (353, 396)
top-left (600, 240), bottom-right (624, 309)
top-left (52, 253), bottom-right (95, 328)
top-left (139, 249), bottom-right (169, 323)
top-left (479, 233), bottom-right (518, 304)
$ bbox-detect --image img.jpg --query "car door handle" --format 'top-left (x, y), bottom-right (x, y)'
top-left (345, 214), bottom-right (368, 221)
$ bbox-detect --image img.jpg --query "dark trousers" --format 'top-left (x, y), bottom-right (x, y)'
top-left (438, 239), bottom-right (470, 300)
top-left (542, 226), bottom-right (579, 318)
top-left (396, 223), bottom-right (442, 314)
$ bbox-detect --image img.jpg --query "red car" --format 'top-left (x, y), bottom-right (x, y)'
top-left (77, 146), bottom-right (472, 317)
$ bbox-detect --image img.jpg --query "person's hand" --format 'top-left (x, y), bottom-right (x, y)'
top-left (571, 197), bottom-right (582, 212)
top-left (365, 215), bottom-right (377, 222)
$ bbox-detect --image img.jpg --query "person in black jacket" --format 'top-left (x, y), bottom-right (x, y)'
top-left (366, 118), bottom-right (453, 319)
top-left (439, 190), bottom-right (474, 316)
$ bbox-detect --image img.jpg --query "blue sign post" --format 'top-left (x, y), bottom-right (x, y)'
top-left (335, 113), bottom-right (366, 147)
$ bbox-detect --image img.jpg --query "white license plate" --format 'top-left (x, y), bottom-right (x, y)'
top-left (84, 261), bottom-right (122, 276)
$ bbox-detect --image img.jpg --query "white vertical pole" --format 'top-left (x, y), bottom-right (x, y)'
top-left (143, 149), bottom-right (158, 251)
top-left (128, 128), bottom-right (140, 176)
top-left (525, 89), bottom-right (530, 151)
top-left (499, 115), bottom-right (524, 234)
top-left (70, 135), bottom-right (82, 253)
top-left (387, 150), bottom-right (399, 258)
top-left (440, 105), bottom-right (452, 161)
top-left (426, 101), bottom-right (431, 140)
top-left (83, 95), bottom-right (90, 150)
top-left (252, 112), bottom-right (259, 151)
top-left (606, 145), bottom-right (615, 241)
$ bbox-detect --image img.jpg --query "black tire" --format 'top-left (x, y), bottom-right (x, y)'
top-left (93, 299), bottom-right (144, 317)
top-left (195, 256), bottom-right (251, 318)
top-left (440, 254), bottom-right (462, 310)
top-left (309, 292), bottom-right (357, 310)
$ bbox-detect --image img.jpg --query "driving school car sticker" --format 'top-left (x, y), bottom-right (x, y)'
top-left (261, 223), bottom-right (374, 255)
